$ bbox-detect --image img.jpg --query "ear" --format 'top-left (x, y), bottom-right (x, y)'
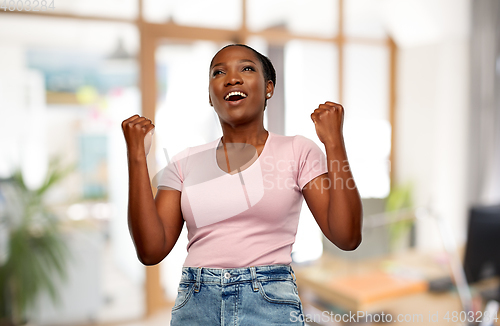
top-left (208, 94), bottom-right (213, 107)
top-left (265, 80), bottom-right (274, 99)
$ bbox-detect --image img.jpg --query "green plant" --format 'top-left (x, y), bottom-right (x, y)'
top-left (0, 159), bottom-right (74, 325)
top-left (385, 181), bottom-right (414, 252)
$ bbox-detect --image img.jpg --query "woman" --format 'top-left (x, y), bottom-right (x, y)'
top-left (121, 44), bottom-right (363, 325)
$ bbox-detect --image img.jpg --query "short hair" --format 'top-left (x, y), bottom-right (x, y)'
top-left (210, 44), bottom-right (276, 87)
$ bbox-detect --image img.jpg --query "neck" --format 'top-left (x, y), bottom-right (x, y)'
top-left (220, 124), bottom-right (268, 147)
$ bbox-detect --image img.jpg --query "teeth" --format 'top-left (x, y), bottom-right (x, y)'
top-left (225, 91), bottom-right (247, 100)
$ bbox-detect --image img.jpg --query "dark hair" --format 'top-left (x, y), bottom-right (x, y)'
top-left (210, 44), bottom-right (276, 87)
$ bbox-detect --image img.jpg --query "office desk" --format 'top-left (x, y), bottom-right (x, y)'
top-left (293, 250), bottom-right (499, 325)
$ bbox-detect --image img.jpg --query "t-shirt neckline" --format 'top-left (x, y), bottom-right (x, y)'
top-left (214, 131), bottom-right (272, 176)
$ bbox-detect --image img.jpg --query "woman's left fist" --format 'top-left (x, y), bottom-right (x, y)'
top-left (310, 101), bottom-right (344, 145)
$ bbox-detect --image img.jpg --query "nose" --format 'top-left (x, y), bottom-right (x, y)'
top-left (224, 70), bottom-right (243, 87)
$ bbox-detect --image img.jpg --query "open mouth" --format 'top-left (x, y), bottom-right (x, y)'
top-left (224, 91), bottom-right (248, 102)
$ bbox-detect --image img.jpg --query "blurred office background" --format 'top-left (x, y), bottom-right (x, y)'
top-left (0, 0), bottom-right (499, 325)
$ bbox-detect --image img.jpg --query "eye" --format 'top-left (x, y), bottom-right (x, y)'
top-left (243, 66), bottom-right (255, 72)
top-left (212, 70), bottom-right (223, 77)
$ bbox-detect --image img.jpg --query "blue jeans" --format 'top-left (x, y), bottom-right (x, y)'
top-left (170, 264), bottom-right (305, 325)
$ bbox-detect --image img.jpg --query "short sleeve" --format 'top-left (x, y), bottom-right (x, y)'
top-left (293, 135), bottom-right (328, 190)
top-left (155, 148), bottom-right (189, 191)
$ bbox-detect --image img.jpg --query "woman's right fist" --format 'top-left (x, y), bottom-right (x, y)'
top-left (121, 115), bottom-right (155, 157)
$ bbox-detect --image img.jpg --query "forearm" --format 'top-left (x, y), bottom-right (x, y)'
top-left (127, 153), bottom-right (166, 264)
top-left (324, 141), bottom-right (363, 250)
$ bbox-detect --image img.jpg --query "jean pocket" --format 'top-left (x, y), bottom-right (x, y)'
top-left (257, 280), bottom-right (301, 307)
top-left (172, 282), bottom-right (195, 311)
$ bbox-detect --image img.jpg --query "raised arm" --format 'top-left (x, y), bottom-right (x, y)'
top-left (302, 102), bottom-right (363, 251)
top-left (122, 115), bottom-right (184, 265)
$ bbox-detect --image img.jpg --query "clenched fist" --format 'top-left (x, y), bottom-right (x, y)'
top-left (310, 101), bottom-right (344, 145)
top-left (121, 115), bottom-right (155, 157)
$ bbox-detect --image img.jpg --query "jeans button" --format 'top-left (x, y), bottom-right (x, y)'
top-left (224, 272), bottom-right (231, 279)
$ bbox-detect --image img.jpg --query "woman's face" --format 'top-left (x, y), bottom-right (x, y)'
top-left (208, 46), bottom-right (274, 126)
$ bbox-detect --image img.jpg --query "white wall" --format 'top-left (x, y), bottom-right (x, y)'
top-left (389, 0), bottom-right (471, 249)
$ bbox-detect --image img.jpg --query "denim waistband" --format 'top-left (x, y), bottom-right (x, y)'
top-left (180, 264), bottom-right (296, 293)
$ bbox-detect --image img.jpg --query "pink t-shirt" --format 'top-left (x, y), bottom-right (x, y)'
top-left (157, 131), bottom-right (328, 268)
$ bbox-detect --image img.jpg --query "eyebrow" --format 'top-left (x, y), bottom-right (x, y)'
top-left (211, 59), bottom-right (257, 69)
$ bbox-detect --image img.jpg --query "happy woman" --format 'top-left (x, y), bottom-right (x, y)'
top-left (121, 44), bottom-right (363, 325)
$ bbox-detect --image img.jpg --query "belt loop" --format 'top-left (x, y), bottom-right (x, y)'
top-left (194, 267), bottom-right (202, 293)
top-left (290, 269), bottom-right (296, 282)
top-left (250, 266), bottom-right (259, 292)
